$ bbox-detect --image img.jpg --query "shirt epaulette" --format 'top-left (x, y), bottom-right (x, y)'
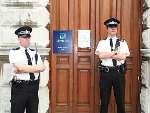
top-left (29, 48), bottom-right (35, 51)
top-left (117, 37), bottom-right (125, 42)
top-left (120, 39), bottom-right (125, 42)
top-left (12, 47), bottom-right (20, 50)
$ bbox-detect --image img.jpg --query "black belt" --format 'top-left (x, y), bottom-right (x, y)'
top-left (100, 65), bottom-right (119, 72)
top-left (11, 79), bottom-right (39, 85)
top-left (99, 63), bottom-right (126, 73)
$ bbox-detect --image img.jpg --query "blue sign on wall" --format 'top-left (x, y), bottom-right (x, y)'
top-left (53, 30), bottom-right (72, 53)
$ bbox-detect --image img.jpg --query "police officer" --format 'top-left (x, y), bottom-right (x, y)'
top-left (95, 17), bottom-right (130, 113)
top-left (9, 26), bottom-right (46, 113)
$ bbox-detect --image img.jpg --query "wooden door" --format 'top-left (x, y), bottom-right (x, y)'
top-left (50, 0), bottom-right (141, 113)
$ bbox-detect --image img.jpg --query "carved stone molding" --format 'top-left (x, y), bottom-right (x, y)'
top-left (140, 0), bottom-right (150, 112)
top-left (0, 0), bottom-right (51, 113)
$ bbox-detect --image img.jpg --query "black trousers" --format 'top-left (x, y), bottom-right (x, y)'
top-left (100, 71), bottom-right (125, 113)
top-left (11, 80), bottom-right (39, 113)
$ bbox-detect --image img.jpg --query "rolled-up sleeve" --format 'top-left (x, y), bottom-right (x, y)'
top-left (9, 50), bottom-right (15, 64)
top-left (95, 40), bottom-right (105, 55)
top-left (37, 54), bottom-right (43, 65)
top-left (120, 40), bottom-right (130, 56)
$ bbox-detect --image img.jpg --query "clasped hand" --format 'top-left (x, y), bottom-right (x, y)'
top-left (110, 51), bottom-right (126, 60)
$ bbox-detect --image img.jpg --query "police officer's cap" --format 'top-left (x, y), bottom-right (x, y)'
top-left (15, 26), bottom-right (32, 38)
top-left (104, 17), bottom-right (120, 28)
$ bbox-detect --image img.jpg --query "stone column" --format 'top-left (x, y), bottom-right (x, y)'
top-left (141, 0), bottom-right (150, 113)
top-left (0, 56), bottom-right (11, 113)
top-left (38, 57), bottom-right (50, 113)
top-left (0, 0), bottom-right (51, 112)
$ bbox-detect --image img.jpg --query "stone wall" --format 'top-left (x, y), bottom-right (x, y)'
top-left (141, 0), bottom-right (150, 113)
top-left (0, 0), bottom-right (51, 113)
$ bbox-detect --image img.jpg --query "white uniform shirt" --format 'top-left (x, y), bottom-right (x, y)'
top-left (9, 46), bottom-right (43, 80)
top-left (95, 36), bottom-right (130, 66)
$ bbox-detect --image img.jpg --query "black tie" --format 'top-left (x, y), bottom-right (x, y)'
top-left (25, 49), bottom-right (35, 80)
top-left (110, 38), bottom-right (117, 66)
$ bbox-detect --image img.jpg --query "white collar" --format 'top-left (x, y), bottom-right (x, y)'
top-left (106, 36), bottom-right (117, 41)
top-left (20, 46), bottom-right (29, 51)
